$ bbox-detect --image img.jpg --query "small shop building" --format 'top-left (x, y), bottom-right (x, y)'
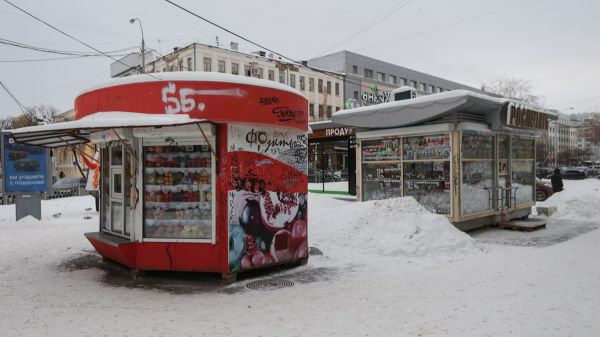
top-left (10, 73), bottom-right (309, 281)
top-left (333, 88), bottom-right (556, 230)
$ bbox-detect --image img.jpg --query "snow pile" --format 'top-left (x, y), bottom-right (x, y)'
top-left (0, 195), bottom-right (96, 226)
top-left (538, 179), bottom-right (600, 220)
top-left (309, 194), bottom-right (479, 257)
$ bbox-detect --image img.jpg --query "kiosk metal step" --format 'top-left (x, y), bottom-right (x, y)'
top-left (496, 218), bottom-right (546, 232)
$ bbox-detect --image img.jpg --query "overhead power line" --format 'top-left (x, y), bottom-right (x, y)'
top-left (3, 0), bottom-right (160, 80)
top-left (0, 79), bottom-right (27, 114)
top-left (314, 0), bottom-right (414, 58)
top-left (0, 37), bottom-right (137, 57)
top-left (164, 0), bottom-right (372, 91)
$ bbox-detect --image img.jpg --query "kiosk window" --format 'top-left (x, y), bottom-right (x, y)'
top-left (143, 144), bottom-right (214, 240)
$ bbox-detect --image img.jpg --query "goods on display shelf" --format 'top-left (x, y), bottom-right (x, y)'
top-left (362, 163), bottom-right (402, 200)
top-left (362, 138), bottom-right (401, 161)
top-left (512, 137), bottom-right (535, 159)
top-left (498, 136), bottom-right (509, 159)
top-left (461, 133), bottom-right (493, 159)
top-left (403, 134), bottom-right (450, 160)
top-left (403, 161), bottom-right (451, 214)
top-left (143, 145), bottom-right (213, 240)
top-left (461, 180), bottom-right (494, 215)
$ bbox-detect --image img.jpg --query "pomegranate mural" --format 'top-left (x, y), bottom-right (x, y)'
top-left (226, 124), bottom-right (308, 272)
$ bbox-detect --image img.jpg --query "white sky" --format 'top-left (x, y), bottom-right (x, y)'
top-left (1, 0), bottom-right (599, 118)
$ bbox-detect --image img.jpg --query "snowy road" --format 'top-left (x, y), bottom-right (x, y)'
top-left (1, 180), bottom-right (599, 336)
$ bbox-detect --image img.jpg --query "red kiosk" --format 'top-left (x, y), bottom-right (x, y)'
top-left (10, 73), bottom-right (309, 281)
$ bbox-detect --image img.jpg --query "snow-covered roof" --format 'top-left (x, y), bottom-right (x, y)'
top-left (333, 90), bottom-right (512, 129)
top-left (80, 72), bottom-right (302, 97)
top-left (9, 112), bottom-right (204, 148)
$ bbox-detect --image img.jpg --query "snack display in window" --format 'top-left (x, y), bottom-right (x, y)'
top-left (403, 161), bottom-right (451, 214)
top-left (462, 133), bottom-right (493, 159)
top-left (512, 137), bottom-right (535, 159)
top-left (362, 163), bottom-right (402, 200)
top-left (403, 135), bottom-right (450, 160)
top-left (362, 138), bottom-right (401, 161)
top-left (143, 145), bottom-right (213, 239)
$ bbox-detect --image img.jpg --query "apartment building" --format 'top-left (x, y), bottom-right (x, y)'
top-left (111, 43), bottom-right (344, 123)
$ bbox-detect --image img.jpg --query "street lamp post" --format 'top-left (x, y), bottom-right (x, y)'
top-left (129, 18), bottom-right (145, 73)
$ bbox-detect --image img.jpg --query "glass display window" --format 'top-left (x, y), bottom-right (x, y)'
top-left (403, 161), bottom-right (451, 214)
top-left (497, 135), bottom-right (509, 159)
top-left (461, 161), bottom-right (494, 215)
top-left (143, 144), bottom-right (214, 240)
top-left (462, 132), bottom-right (493, 159)
top-left (362, 163), bottom-right (402, 200)
top-left (512, 159), bottom-right (534, 204)
top-left (512, 136), bottom-right (535, 159)
top-left (362, 138), bottom-right (401, 161)
top-left (403, 134), bottom-right (450, 160)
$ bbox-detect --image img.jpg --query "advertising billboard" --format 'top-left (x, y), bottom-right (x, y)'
top-left (2, 134), bottom-right (50, 193)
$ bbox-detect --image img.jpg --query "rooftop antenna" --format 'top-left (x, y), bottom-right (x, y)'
top-left (215, 35), bottom-right (220, 47)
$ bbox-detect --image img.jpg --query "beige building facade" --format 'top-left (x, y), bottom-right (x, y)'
top-left (112, 43), bottom-right (344, 123)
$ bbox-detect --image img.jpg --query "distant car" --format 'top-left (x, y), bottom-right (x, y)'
top-left (561, 169), bottom-right (586, 180)
top-left (536, 167), bottom-right (553, 179)
top-left (535, 179), bottom-right (553, 201)
top-left (51, 176), bottom-right (85, 198)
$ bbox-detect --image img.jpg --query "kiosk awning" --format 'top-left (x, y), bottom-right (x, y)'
top-left (9, 112), bottom-right (205, 148)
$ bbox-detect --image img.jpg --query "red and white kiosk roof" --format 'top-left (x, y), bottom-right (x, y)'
top-left (10, 72), bottom-right (308, 147)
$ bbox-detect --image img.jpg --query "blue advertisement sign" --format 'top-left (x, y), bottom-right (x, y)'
top-left (2, 134), bottom-right (49, 193)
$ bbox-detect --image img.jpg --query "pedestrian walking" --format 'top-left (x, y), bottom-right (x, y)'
top-left (551, 168), bottom-right (563, 193)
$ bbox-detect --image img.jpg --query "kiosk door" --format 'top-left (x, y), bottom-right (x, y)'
top-left (496, 135), bottom-right (510, 209)
top-left (100, 144), bottom-right (130, 238)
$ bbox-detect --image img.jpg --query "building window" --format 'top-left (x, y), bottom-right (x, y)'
top-left (352, 65), bottom-right (358, 74)
top-left (309, 77), bottom-right (315, 92)
top-left (428, 85), bottom-right (434, 93)
top-left (364, 68), bottom-right (373, 79)
top-left (256, 67), bottom-right (263, 79)
top-left (377, 72), bottom-right (385, 82)
top-left (389, 75), bottom-right (397, 85)
top-left (326, 81), bottom-right (331, 94)
top-left (279, 71), bottom-right (286, 84)
top-left (299, 76), bottom-right (305, 90)
top-left (326, 105), bottom-right (332, 118)
top-left (318, 104), bottom-right (324, 118)
top-left (419, 83), bottom-right (426, 91)
top-left (400, 78), bottom-right (407, 86)
top-left (335, 82), bottom-right (340, 96)
top-left (353, 91), bottom-right (359, 100)
top-left (244, 65), bottom-right (252, 77)
top-left (268, 69), bottom-right (275, 81)
top-left (187, 57), bottom-right (193, 71)
top-left (218, 60), bottom-right (225, 73)
top-left (318, 79), bottom-right (323, 93)
top-left (410, 80), bottom-right (417, 88)
top-left (231, 63), bottom-right (239, 75)
top-left (178, 60), bottom-right (183, 71)
top-left (203, 57), bottom-right (211, 72)
top-left (436, 87), bottom-right (443, 93)
top-left (309, 103), bottom-right (315, 117)
top-left (335, 107), bottom-right (341, 112)
top-left (290, 74), bottom-right (296, 88)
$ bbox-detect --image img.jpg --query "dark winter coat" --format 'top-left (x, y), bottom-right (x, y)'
top-left (551, 170), bottom-right (563, 193)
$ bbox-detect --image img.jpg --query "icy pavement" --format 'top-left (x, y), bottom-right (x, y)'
top-left (470, 216), bottom-right (600, 247)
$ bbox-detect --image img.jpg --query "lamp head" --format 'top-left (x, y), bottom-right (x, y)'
top-left (129, 18), bottom-right (136, 24)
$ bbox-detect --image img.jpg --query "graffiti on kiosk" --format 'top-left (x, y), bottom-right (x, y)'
top-left (258, 96), bottom-right (280, 105)
top-left (228, 124), bottom-right (308, 174)
top-left (161, 82), bottom-right (245, 114)
top-left (272, 107), bottom-right (305, 122)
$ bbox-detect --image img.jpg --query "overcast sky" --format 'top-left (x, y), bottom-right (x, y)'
top-left (1, 0), bottom-right (599, 119)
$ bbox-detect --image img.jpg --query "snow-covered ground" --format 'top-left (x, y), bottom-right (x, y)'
top-left (1, 180), bottom-right (599, 336)
top-left (308, 181), bottom-right (349, 192)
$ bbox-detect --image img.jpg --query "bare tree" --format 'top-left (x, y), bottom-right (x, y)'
top-left (0, 104), bottom-right (59, 129)
top-left (481, 76), bottom-right (544, 108)
top-left (585, 115), bottom-right (600, 145)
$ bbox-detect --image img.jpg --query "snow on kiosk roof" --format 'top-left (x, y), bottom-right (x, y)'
top-left (9, 72), bottom-right (309, 147)
top-left (332, 90), bottom-right (557, 131)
